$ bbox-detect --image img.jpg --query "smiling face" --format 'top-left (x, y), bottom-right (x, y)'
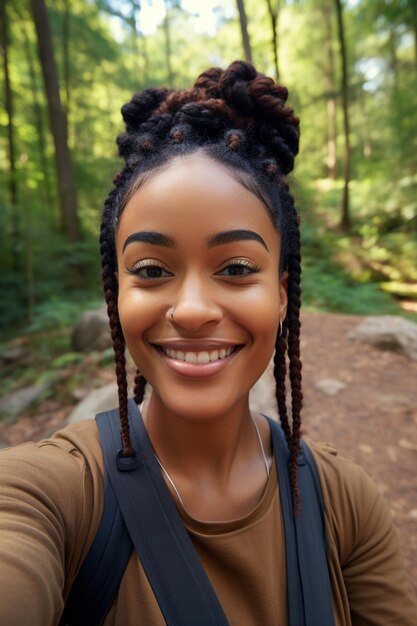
top-left (115, 154), bottom-right (287, 422)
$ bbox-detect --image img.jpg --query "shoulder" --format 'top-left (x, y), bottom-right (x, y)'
top-left (305, 438), bottom-right (386, 558)
top-left (305, 438), bottom-right (417, 622)
top-left (0, 418), bottom-right (104, 483)
top-left (0, 418), bottom-right (105, 546)
top-left (305, 437), bottom-right (376, 508)
top-left (0, 419), bottom-right (108, 623)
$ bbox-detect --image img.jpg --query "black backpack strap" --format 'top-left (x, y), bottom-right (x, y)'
top-left (97, 399), bottom-right (230, 626)
top-left (60, 410), bottom-right (133, 626)
top-left (266, 417), bottom-right (335, 626)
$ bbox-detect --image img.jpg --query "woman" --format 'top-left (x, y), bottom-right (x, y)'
top-left (0, 61), bottom-right (416, 626)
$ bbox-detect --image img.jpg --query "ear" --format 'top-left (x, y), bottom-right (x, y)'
top-left (114, 270), bottom-right (119, 283)
top-left (279, 270), bottom-right (288, 322)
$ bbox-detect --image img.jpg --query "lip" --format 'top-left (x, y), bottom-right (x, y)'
top-left (153, 343), bottom-right (243, 379)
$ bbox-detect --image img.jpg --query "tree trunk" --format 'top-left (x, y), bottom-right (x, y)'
top-left (359, 84), bottom-right (371, 158)
top-left (412, 0), bottom-right (417, 68)
top-left (0, 0), bottom-right (19, 270)
top-left (19, 13), bottom-right (54, 215)
top-left (163, 1), bottom-right (173, 84)
top-left (62, 0), bottom-right (70, 117)
top-left (323, 1), bottom-right (337, 179)
top-left (31, 0), bottom-right (80, 241)
top-left (236, 0), bottom-right (253, 63)
top-left (21, 152), bottom-right (36, 322)
top-left (334, 0), bottom-right (351, 231)
top-left (266, 0), bottom-right (280, 79)
top-left (129, 0), bottom-right (141, 81)
top-left (388, 27), bottom-right (399, 92)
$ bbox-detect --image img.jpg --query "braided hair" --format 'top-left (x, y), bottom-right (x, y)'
top-left (100, 60), bottom-right (303, 511)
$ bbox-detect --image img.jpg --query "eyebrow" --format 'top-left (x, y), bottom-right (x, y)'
top-left (122, 228), bottom-right (269, 253)
top-left (208, 229), bottom-right (269, 251)
top-left (122, 231), bottom-right (176, 252)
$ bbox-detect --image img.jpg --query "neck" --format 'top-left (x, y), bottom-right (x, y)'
top-left (141, 391), bottom-right (265, 485)
top-left (140, 391), bottom-right (273, 521)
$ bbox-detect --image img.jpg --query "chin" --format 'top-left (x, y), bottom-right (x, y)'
top-left (151, 385), bottom-right (250, 424)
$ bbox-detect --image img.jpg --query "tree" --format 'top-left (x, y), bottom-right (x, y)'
top-left (334, 0), bottom-right (351, 230)
top-left (30, 0), bottom-right (80, 241)
top-left (322, 0), bottom-right (337, 179)
top-left (0, 0), bottom-right (19, 269)
top-left (19, 12), bottom-right (54, 213)
top-left (236, 0), bottom-right (253, 63)
top-left (265, 0), bottom-right (280, 79)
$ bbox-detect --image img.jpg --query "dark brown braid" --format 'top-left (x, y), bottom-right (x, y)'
top-left (100, 207), bottom-right (133, 458)
top-left (134, 371), bottom-right (147, 405)
top-left (287, 254), bottom-right (303, 514)
top-left (274, 322), bottom-right (291, 442)
top-left (100, 61), bottom-right (304, 510)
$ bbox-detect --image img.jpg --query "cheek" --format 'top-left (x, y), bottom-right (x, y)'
top-left (117, 284), bottom-right (159, 352)
top-left (233, 283), bottom-right (281, 366)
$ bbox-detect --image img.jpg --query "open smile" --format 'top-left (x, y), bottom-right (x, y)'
top-left (161, 346), bottom-right (236, 364)
top-left (152, 343), bottom-right (244, 378)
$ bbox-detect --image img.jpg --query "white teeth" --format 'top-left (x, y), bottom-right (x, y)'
top-left (197, 351), bottom-right (210, 364)
top-left (185, 352), bottom-right (197, 364)
top-left (163, 347), bottom-right (236, 363)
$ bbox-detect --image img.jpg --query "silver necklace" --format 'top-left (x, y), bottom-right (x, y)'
top-left (153, 413), bottom-right (270, 511)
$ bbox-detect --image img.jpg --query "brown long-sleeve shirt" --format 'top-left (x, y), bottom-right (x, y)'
top-left (0, 418), bottom-right (416, 625)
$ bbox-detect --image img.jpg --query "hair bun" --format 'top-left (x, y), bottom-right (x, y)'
top-left (219, 60), bottom-right (257, 115)
top-left (219, 61), bottom-right (300, 164)
top-left (121, 88), bottom-right (173, 133)
top-left (194, 67), bottom-right (223, 97)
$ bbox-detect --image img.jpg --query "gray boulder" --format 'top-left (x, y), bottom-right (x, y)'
top-left (67, 384), bottom-right (118, 423)
top-left (72, 306), bottom-right (112, 352)
top-left (0, 384), bottom-right (49, 422)
top-left (348, 315), bottom-right (417, 361)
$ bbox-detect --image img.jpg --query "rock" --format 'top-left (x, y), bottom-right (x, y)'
top-left (348, 315), bottom-right (417, 361)
top-left (71, 306), bottom-right (112, 352)
top-left (0, 346), bottom-right (26, 365)
top-left (315, 378), bottom-right (347, 396)
top-left (0, 384), bottom-right (49, 422)
top-left (67, 384), bottom-right (118, 423)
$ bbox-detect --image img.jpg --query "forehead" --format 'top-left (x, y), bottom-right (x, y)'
top-left (116, 155), bottom-right (280, 251)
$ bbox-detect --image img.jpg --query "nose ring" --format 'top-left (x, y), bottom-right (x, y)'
top-left (169, 306), bottom-right (175, 321)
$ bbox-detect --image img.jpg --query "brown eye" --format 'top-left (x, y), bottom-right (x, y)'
top-left (140, 266), bottom-right (168, 279)
top-left (127, 260), bottom-right (172, 280)
top-left (217, 259), bottom-right (262, 277)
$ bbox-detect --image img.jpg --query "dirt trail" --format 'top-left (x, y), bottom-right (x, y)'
top-left (260, 311), bottom-right (417, 594)
top-left (1, 311), bottom-right (416, 594)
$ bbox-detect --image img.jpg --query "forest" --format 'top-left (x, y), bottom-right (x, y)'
top-left (1, 0), bottom-right (416, 335)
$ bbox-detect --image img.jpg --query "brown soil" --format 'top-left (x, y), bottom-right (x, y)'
top-left (1, 311), bottom-right (416, 594)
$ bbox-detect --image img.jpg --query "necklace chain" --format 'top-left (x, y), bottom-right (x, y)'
top-left (153, 413), bottom-right (270, 511)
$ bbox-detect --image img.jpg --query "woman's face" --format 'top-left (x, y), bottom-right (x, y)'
top-left (116, 155), bottom-right (287, 421)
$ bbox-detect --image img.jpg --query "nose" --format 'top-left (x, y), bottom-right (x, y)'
top-left (167, 274), bottom-right (223, 332)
